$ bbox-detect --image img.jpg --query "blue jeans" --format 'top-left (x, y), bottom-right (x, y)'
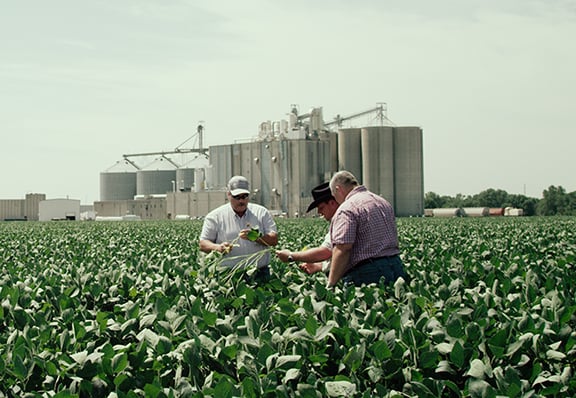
top-left (342, 255), bottom-right (408, 286)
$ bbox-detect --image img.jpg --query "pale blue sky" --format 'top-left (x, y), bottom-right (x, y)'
top-left (1, 0), bottom-right (574, 203)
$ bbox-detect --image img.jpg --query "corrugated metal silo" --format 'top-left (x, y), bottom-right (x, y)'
top-left (361, 126), bottom-right (395, 208)
top-left (136, 157), bottom-right (177, 196)
top-left (393, 126), bottom-right (424, 216)
top-left (209, 145), bottom-right (233, 190)
top-left (176, 156), bottom-right (209, 192)
top-left (327, 131), bottom-right (339, 172)
top-left (233, 144), bottom-right (243, 178)
top-left (257, 141), bottom-right (272, 207)
top-left (247, 142), bottom-right (261, 202)
top-left (176, 168), bottom-right (194, 192)
top-left (25, 193), bottom-right (46, 221)
top-left (284, 139), bottom-right (328, 217)
top-left (337, 128), bottom-right (362, 182)
top-left (100, 160), bottom-right (138, 201)
top-left (269, 140), bottom-right (283, 212)
top-left (194, 168), bottom-right (206, 192)
top-left (239, 142), bottom-right (254, 183)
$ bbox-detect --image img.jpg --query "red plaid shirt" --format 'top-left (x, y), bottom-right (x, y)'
top-left (330, 186), bottom-right (400, 271)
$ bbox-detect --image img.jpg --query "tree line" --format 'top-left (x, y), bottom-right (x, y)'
top-left (424, 185), bottom-right (576, 216)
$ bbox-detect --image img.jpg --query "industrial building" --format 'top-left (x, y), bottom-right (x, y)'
top-left (96, 104), bottom-right (424, 219)
top-left (0, 195), bottom-right (92, 221)
top-left (38, 199), bottom-right (81, 221)
top-left (0, 193), bottom-right (45, 221)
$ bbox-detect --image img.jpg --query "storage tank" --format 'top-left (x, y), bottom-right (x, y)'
top-left (463, 207), bottom-right (489, 217)
top-left (284, 139), bottom-right (330, 217)
top-left (432, 208), bottom-right (463, 217)
top-left (393, 127), bottom-right (424, 217)
top-left (177, 155), bottom-right (209, 192)
top-left (194, 168), bottom-right (205, 192)
top-left (327, 131), bottom-right (339, 172)
top-left (209, 145), bottom-right (233, 190)
top-left (257, 140), bottom-right (283, 210)
top-left (505, 207), bottom-right (524, 216)
top-left (136, 157), bottom-right (177, 196)
top-left (361, 126), bottom-right (395, 208)
top-left (175, 167), bottom-right (194, 192)
top-left (25, 193), bottom-right (46, 221)
top-left (337, 128), bottom-right (362, 182)
top-left (309, 107), bottom-right (324, 137)
top-left (489, 208), bottom-right (505, 216)
top-left (100, 160), bottom-right (138, 201)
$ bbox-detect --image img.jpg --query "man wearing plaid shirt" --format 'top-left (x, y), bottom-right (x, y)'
top-left (327, 170), bottom-right (408, 287)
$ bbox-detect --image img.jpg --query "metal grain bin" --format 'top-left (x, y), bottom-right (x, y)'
top-left (394, 126), bottom-right (424, 217)
top-left (361, 126), bottom-right (395, 208)
top-left (432, 208), bottom-right (463, 217)
top-left (209, 145), bottom-right (233, 190)
top-left (100, 160), bottom-right (138, 201)
top-left (337, 128), bottom-right (362, 182)
top-left (463, 207), bottom-right (489, 217)
top-left (136, 157), bottom-right (177, 196)
top-left (175, 168), bottom-right (194, 192)
top-left (177, 156), bottom-right (209, 192)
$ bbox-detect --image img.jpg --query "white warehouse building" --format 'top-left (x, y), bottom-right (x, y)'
top-left (39, 199), bottom-right (81, 221)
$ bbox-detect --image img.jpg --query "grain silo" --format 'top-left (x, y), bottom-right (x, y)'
top-left (337, 128), bottom-right (362, 182)
top-left (175, 167), bottom-right (194, 192)
top-left (250, 141), bottom-right (269, 207)
top-left (209, 144), bottom-right (233, 190)
top-left (100, 160), bottom-right (138, 201)
top-left (393, 126), bottom-right (424, 216)
top-left (239, 142), bottom-right (257, 189)
top-left (136, 157), bottom-right (177, 196)
top-left (25, 193), bottom-right (46, 221)
top-left (283, 138), bottom-right (331, 217)
top-left (361, 126), bottom-right (395, 208)
top-left (176, 155), bottom-right (209, 192)
top-left (248, 142), bottom-right (262, 202)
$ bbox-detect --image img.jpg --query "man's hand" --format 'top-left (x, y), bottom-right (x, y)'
top-left (275, 249), bottom-right (292, 262)
top-left (218, 242), bottom-right (233, 254)
top-left (300, 262), bottom-right (323, 275)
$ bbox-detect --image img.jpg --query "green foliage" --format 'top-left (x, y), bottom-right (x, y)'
top-left (538, 185), bottom-right (576, 216)
top-left (424, 186), bottom-right (576, 216)
top-left (0, 217), bottom-right (575, 397)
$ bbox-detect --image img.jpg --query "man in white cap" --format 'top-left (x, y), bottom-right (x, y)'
top-left (199, 175), bottom-right (278, 282)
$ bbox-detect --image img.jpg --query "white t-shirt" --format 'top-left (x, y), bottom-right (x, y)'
top-left (320, 231), bottom-right (332, 250)
top-left (200, 203), bottom-right (277, 268)
top-left (320, 231), bottom-right (332, 273)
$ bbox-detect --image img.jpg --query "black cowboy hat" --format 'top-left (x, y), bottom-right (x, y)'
top-left (306, 182), bottom-right (335, 212)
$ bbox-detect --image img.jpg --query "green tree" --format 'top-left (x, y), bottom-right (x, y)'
top-left (537, 185), bottom-right (571, 215)
top-left (505, 194), bottom-right (538, 216)
top-left (424, 192), bottom-right (445, 209)
top-left (473, 188), bottom-right (509, 208)
top-left (424, 188), bottom-right (542, 216)
top-left (444, 193), bottom-right (474, 208)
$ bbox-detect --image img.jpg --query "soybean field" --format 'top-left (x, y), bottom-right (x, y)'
top-left (0, 216), bottom-right (575, 397)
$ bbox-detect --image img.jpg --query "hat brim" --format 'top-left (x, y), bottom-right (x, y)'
top-left (230, 188), bottom-right (250, 196)
top-left (306, 194), bottom-right (333, 212)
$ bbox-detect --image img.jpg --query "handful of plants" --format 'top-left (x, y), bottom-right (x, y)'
top-left (246, 226), bottom-right (263, 241)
